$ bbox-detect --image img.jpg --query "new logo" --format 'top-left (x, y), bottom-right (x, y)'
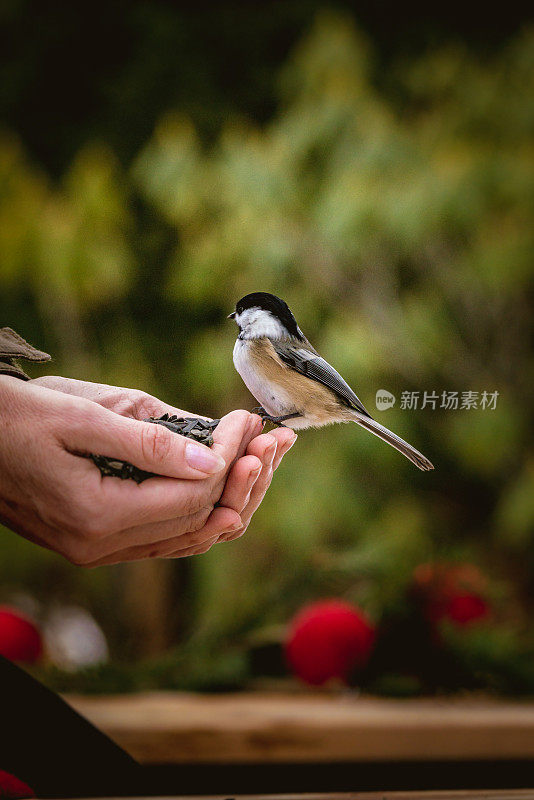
top-left (375, 390), bottom-right (396, 411)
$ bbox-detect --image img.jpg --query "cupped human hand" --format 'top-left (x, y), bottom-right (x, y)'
top-left (0, 376), bottom-right (295, 566)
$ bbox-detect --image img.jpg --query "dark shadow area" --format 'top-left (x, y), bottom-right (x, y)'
top-left (142, 759), bottom-right (534, 796)
top-left (1, 0), bottom-right (531, 174)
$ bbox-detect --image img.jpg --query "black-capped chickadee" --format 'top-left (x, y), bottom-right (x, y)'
top-left (229, 292), bottom-right (434, 471)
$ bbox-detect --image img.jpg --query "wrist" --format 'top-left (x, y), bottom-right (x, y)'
top-left (0, 377), bottom-right (34, 496)
top-left (0, 373), bottom-right (33, 407)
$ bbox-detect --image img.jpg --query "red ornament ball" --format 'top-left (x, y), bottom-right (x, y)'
top-left (285, 600), bottom-right (375, 686)
top-left (0, 606), bottom-right (43, 664)
top-left (0, 770), bottom-right (35, 799)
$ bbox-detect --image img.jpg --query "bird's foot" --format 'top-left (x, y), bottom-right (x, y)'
top-left (250, 408), bottom-right (301, 428)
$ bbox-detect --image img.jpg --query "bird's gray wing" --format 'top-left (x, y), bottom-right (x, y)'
top-left (273, 339), bottom-right (373, 419)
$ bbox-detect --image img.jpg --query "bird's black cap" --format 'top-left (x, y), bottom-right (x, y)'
top-left (234, 292), bottom-right (303, 340)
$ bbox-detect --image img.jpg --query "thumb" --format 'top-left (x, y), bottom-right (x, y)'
top-left (63, 402), bottom-right (227, 479)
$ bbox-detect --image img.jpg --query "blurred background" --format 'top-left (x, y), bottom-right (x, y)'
top-left (0, 0), bottom-right (533, 696)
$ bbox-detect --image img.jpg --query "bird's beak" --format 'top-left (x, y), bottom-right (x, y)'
top-left (227, 312), bottom-right (236, 320)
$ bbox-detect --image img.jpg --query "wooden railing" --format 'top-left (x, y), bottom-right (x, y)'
top-left (66, 692), bottom-right (534, 765)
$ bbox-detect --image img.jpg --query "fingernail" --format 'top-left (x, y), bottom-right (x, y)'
top-left (185, 442), bottom-right (226, 473)
top-left (220, 521), bottom-right (243, 540)
top-left (247, 464), bottom-right (262, 490)
top-left (286, 433), bottom-right (297, 450)
top-left (248, 415), bottom-right (263, 437)
top-left (263, 440), bottom-right (276, 467)
top-left (275, 433), bottom-right (297, 468)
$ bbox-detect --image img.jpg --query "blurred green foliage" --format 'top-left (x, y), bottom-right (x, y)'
top-left (1, 15), bottom-right (533, 690)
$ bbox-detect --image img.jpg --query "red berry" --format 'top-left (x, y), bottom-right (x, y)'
top-left (442, 593), bottom-right (490, 626)
top-left (411, 563), bottom-right (490, 629)
top-left (0, 770), bottom-right (35, 799)
top-left (285, 600), bottom-right (375, 686)
top-left (0, 607), bottom-right (43, 664)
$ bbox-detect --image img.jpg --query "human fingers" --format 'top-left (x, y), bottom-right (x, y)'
top-left (215, 454), bottom-right (263, 515)
top-left (218, 430), bottom-right (297, 543)
top-left (119, 390), bottom-right (207, 423)
top-left (63, 453), bottom-right (216, 533)
top-left (59, 399), bottom-right (226, 480)
top-left (210, 410), bottom-right (263, 470)
top-left (4, 491), bottom-right (241, 567)
top-left (100, 431), bottom-right (266, 549)
top-left (269, 427), bottom-right (298, 469)
top-left (30, 378), bottom-right (200, 421)
top-left (81, 496), bottom-right (241, 557)
top-left (216, 438), bottom-right (276, 543)
top-left (84, 506), bottom-right (242, 566)
top-left (164, 505), bottom-right (242, 557)
top-left (47, 411), bottom-right (264, 540)
top-left (88, 412), bottom-right (263, 531)
top-left (217, 432), bottom-right (277, 513)
top-left (90, 411), bottom-right (264, 532)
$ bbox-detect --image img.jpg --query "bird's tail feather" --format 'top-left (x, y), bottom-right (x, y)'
top-left (353, 414), bottom-right (434, 471)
